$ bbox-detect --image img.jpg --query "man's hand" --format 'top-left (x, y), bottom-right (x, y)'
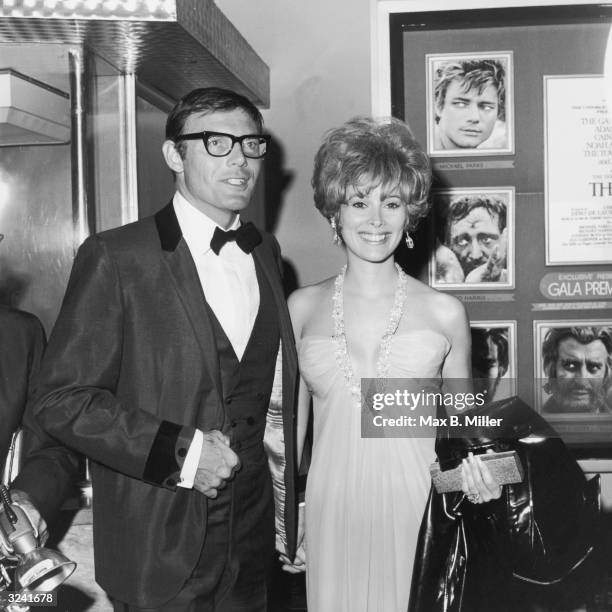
top-left (9, 489), bottom-right (48, 546)
top-left (465, 229), bottom-right (508, 284)
top-left (435, 244), bottom-right (465, 284)
top-left (193, 431), bottom-right (240, 498)
top-left (464, 252), bottom-right (507, 283)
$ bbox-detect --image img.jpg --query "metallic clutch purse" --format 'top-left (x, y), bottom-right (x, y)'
top-left (430, 450), bottom-right (524, 493)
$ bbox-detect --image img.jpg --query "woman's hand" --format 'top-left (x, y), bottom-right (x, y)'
top-left (279, 502), bottom-right (306, 573)
top-left (461, 451), bottom-right (502, 504)
top-left (280, 542), bottom-right (306, 574)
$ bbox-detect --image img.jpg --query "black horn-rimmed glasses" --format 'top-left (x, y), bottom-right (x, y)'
top-left (174, 131), bottom-right (271, 159)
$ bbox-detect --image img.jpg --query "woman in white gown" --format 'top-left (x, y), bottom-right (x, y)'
top-left (285, 117), bottom-right (475, 611)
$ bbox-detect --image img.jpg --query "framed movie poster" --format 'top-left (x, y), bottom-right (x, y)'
top-left (544, 74), bottom-right (612, 265)
top-left (426, 51), bottom-right (514, 157)
top-left (470, 320), bottom-right (517, 404)
top-left (429, 186), bottom-right (514, 290)
top-left (533, 320), bottom-right (612, 421)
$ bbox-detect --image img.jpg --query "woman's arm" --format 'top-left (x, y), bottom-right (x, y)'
top-left (287, 288), bottom-right (313, 468)
top-left (439, 293), bottom-right (472, 381)
top-left (437, 294), bottom-right (502, 502)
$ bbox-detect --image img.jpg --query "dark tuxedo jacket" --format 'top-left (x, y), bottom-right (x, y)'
top-left (32, 203), bottom-right (298, 607)
top-left (0, 306), bottom-right (78, 523)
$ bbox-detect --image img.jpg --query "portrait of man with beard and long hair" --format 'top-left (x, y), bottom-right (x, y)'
top-left (539, 325), bottom-right (612, 415)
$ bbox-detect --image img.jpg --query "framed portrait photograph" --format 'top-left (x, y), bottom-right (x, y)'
top-left (470, 320), bottom-right (517, 404)
top-left (533, 320), bottom-right (612, 420)
top-left (425, 51), bottom-right (514, 157)
top-left (429, 186), bottom-right (514, 290)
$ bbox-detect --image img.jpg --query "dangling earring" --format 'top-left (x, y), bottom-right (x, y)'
top-left (405, 232), bottom-right (414, 249)
top-left (330, 217), bottom-right (342, 245)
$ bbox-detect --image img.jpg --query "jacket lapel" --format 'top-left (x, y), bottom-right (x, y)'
top-left (252, 245), bottom-right (297, 376)
top-left (155, 203), bottom-right (224, 425)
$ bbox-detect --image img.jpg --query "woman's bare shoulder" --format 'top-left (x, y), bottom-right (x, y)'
top-left (287, 277), bottom-right (335, 328)
top-left (406, 277), bottom-right (468, 326)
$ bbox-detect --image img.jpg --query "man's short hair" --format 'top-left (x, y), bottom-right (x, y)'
top-left (542, 326), bottom-right (612, 380)
top-left (438, 195), bottom-right (507, 245)
top-left (166, 87), bottom-right (264, 157)
top-left (434, 59), bottom-right (506, 122)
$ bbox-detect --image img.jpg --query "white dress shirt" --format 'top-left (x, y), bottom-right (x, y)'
top-left (174, 192), bottom-right (260, 359)
top-left (173, 191), bottom-right (260, 488)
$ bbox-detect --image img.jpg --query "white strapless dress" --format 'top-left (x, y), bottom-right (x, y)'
top-left (299, 330), bottom-right (450, 612)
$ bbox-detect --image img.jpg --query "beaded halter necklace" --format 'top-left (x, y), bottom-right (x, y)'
top-left (331, 263), bottom-right (408, 406)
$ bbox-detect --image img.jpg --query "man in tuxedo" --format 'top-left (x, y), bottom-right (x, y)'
top-left (31, 88), bottom-right (298, 611)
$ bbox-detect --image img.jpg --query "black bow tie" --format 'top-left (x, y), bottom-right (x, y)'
top-left (210, 222), bottom-right (262, 255)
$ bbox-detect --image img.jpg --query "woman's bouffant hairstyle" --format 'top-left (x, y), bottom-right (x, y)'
top-left (312, 116), bottom-right (432, 232)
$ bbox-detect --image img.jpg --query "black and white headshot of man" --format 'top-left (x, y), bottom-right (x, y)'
top-left (470, 323), bottom-right (515, 403)
top-left (427, 53), bottom-right (514, 156)
top-left (432, 188), bottom-right (513, 290)
top-left (537, 323), bottom-right (612, 415)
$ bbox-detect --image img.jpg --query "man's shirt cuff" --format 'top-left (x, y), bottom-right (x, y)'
top-left (177, 429), bottom-right (203, 488)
